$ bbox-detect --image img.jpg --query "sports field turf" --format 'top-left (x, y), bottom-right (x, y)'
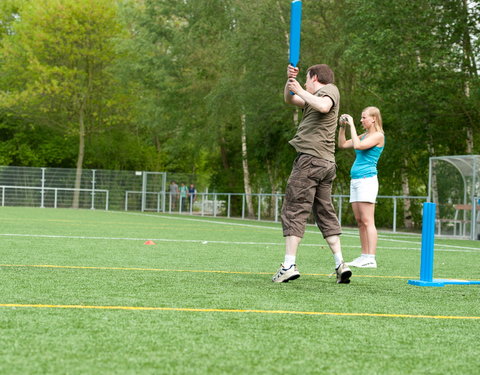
top-left (0, 206), bottom-right (479, 374)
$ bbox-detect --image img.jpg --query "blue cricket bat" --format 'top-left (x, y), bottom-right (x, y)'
top-left (289, 0), bottom-right (302, 68)
top-left (289, 0), bottom-right (302, 95)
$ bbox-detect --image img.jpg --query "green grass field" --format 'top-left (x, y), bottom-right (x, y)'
top-left (0, 206), bottom-right (479, 374)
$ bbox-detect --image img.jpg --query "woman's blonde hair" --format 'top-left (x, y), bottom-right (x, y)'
top-left (363, 106), bottom-right (383, 133)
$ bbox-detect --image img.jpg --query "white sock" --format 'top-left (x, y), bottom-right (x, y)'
top-left (333, 252), bottom-right (343, 268)
top-left (283, 255), bottom-right (296, 268)
top-left (364, 254), bottom-right (375, 259)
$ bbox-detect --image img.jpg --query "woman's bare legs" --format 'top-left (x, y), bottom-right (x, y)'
top-left (349, 202), bottom-right (377, 267)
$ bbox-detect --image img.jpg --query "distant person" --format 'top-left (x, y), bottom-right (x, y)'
top-left (338, 107), bottom-right (385, 268)
top-left (188, 184), bottom-right (197, 210)
top-left (179, 183), bottom-right (188, 212)
top-left (169, 181), bottom-right (179, 210)
top-left (272, 63), bottom-right (351, 284)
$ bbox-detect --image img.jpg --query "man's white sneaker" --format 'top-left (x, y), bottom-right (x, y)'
top-left (347, 256), bottom-right (377, 268)
top-left (335, 262), bottom-right (352, 284)
top-left (272, 264), bottom-right (300, 283)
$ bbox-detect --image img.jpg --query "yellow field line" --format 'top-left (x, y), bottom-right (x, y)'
top-left (1, 303), bottom-right (479, 320)
top-left (0, 263), bottom-right (415, 279)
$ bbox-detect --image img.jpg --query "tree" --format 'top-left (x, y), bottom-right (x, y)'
top-left (326, 0), bottom-right (480, 227)
top-left (0, 0), bottom-right (124, 207)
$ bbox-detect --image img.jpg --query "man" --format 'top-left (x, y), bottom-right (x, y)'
top-left (169, 181), bottom-right (179, 210)
top-left (179, 183), bottom-right (188, 212)
top-left (272, 64), bottom-right (352, 284)
top-left (187, 183), bottom-right (197, 211)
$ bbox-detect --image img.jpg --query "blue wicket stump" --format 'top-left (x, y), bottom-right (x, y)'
top-left (408, 202), bottom-right (480, 287)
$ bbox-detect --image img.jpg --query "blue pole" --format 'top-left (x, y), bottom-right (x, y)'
top-left (409, 201), bottom-right (480, 287)
top-left (289, 1), bottom-right (302, 68)
top-left (419, 202), bottom-right (436, 281)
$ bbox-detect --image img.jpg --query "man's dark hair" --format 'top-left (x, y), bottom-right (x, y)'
top-left (307, 64), bottom-right (335, 84)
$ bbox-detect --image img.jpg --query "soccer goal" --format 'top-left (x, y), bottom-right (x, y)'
top-left (429, 155), bottom-right (480, 240)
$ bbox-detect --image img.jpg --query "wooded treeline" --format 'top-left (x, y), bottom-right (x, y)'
top-left (0, 0), bottom-right (479, 223)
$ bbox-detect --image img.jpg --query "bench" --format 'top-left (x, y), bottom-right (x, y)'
top-left (436, 204), bottom-right (479, 237)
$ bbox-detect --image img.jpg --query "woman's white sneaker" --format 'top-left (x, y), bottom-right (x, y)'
top-left (347, 256), bottom-right (377, 268)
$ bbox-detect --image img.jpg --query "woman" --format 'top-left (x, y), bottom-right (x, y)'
top-left (338, 107), bottom-right (385, 268)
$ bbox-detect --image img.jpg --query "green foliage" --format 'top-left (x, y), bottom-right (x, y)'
top-left (0, 0), bottom-right (480, 209)
top-left (330, 0), bottom-right (480, 196)
top-left (0, 0), bottom-right (131, 171)
top-left (0, 109), bottom-right (76, 166)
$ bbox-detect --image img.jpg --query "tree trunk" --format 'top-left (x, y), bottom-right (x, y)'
top-left (463, 82), bottom-right (474, 153)
top-left (219, 137), bottom-right (230, 170)
top-left (427, 138), bottom-right (439, 207)
top-left (430, 160), bottom-right (440, 224)
top-left (241, 113), bottom-right (254, 218)
top-left (72, 107), bottom-right (85, 209)
top-left (276, 0), bottom-right (289, 53)
top-left (466, 126), bottom-right (473, 154)
top-left (401, 161), bottom-right (413, 229)
top-left (266, 160), bottom-right (278, 219)
top-left (460, 0), bottom-right (476, 153)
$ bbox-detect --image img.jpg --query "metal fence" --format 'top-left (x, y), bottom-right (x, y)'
top-left (0, 166), bottom-right (154, 211)
top-left (125, 190), bottom-right (428, 233)
top-left (0, 165), bottom-right (429, 233)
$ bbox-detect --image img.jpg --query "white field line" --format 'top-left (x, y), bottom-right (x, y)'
top-left (0, 210), bottom-right (478, 253)
top-left (109, 211), bottom-right (480, 253)
top-left (0, 232), bottom-right (478, 253)
top-left (0, 233), bottom-right (291, 247)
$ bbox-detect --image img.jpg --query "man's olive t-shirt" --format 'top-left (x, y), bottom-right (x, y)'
top-left (288, 84), bottom-right (340, 162)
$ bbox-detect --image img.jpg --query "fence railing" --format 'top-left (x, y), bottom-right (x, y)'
top-left (0, 166), bottom-right (162, 211)
top-left (0, 165), bottom-right (430, 233)
top-left (334, 194), bottom-right (428, 232)
top-left (1, 185), bottom-right (109, 210)
top-left (124, 190), bottom-right (428, 233)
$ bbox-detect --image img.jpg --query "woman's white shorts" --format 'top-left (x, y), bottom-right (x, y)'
top-left (349, 175), bottom-right (378, 203)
